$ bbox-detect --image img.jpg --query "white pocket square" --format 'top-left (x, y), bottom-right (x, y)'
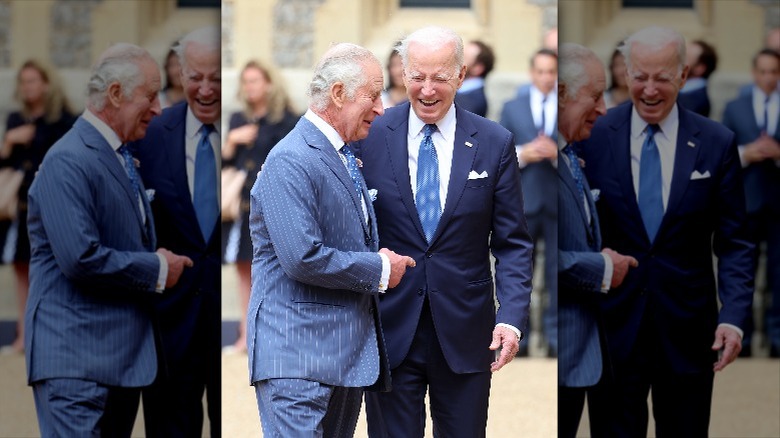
top-left (468, 170), bottom-right (488, 180)
top-left (690, 170), bottom-right (710, 180)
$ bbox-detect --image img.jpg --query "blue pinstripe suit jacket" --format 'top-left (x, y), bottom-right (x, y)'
top-left (248, 117), bottom-right (390, 390)
top-left (557, 147), bottom-right (606, 387)
top-left (25, 117), bottom-right (161, 387)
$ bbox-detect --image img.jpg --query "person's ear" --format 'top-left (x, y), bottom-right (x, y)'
top-left (330, 82), bottom-right (345, 109)
top-left (107, 82), bottom-right (123, 108)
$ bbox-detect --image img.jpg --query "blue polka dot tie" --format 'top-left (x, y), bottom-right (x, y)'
top-left (194, 124), bottom-right (217, 241)
top-left (638, 124), bottom-right (663, 242)
top-left (416, 124), bottom-right (441, 243)
top-left (563, 144), bottom-right (585, 204)
top-left (339, 144), bottom-right (363, 199)
top-left (118, 144), bottom-right (141, 205)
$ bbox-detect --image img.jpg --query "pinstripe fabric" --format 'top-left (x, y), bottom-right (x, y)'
top-left (558, 148), bottom-right (606, 387)
top-left (25, 117), bottom-right (160, 388)
top-left (248, 117), bottom-right (389, 390)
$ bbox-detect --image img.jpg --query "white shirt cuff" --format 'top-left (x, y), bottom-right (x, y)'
top-left (378, 252), bottom-right (390, 293)
top-left (738, 144), bottom-right (748, 168)
top-left (600, 253), bottom-right (613, 293)
top-left (718, 323), bottom-right (744, 340)
top-left (515, 145), bottom-right (528, 168)
top-left (155, 253), bottom-right (168, 293)
top-left (496, 323), bottom-right (522, 341)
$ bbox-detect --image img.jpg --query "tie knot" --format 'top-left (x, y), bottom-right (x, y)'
top-left (646, 124), bottom-right (659, 136)
top-left (424, 124), bottom-right (437, 137)
top-left (201, 123), bottom-right (215, 136)
top-left (340, 144), bottom-right (354, 156)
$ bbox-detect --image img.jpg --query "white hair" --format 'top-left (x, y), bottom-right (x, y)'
top-left (619, 26), bottom-right (686, 75)
top-left (558, 43), bottom-right (600, 99)
top-left (87, 43), bottom-right (154, 111)
top-left (397, 26), bottom-right (464, 75)
top-left (173, 26), bottom-right (220, 70)
top-left (307, 43), bottom-right (380, 112)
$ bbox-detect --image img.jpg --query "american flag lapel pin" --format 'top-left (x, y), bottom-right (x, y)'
top-left (465, 141), bottom-right (473, 148)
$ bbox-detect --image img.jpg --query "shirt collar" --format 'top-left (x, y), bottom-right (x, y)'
top-left (630, 103), bottom-right (679, 140)
top-left (407, 103), bottom-right (457, 144)
top-left (82, 109), bottom-right (123, 152)
top-left (186, 105), bottom-right (221, 139)
top-left (530, 84), bottom-right (557, 103)
top-left (304, 108), bottom-right (346, 153)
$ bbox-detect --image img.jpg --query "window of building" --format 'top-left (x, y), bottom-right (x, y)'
top-left (623, 0), bottom-right (693, 7)
top-left (400, 0), bottom-right (470, 8)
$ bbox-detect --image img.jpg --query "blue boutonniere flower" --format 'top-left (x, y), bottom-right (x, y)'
top-left (145, 189), bottom-right (156, 202)
top-left (590, 189), bottom-right (600, 202)
top-left (367, 189), bottom-right (378, 203)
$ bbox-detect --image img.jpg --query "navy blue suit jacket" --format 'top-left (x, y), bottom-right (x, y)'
top-left (677, 86), bottom-right (711, 118)
top-left (132, 102), bottom-right (221, 378)
top-left (721, 89), bottom-right (780, 216)
top-left (499, 87), bottom-right (557, 217)
top-left (354, 103), bottom-right (533, 374)
top-left (578, 102), bottom-right (754, 373)
top-left (248, 116), bottom-right (390, 391)
top-left (557, 148), bottom-right (607, 387)
top-left (25, 117), bottom-right (160, 387)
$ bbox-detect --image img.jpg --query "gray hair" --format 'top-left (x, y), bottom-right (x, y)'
top-left (619, 26), bottom-right (686, 75)
top-left (87, 43), bottom-right (154, 111)
top-left (397, 26), bottom-right (464, 75)
top-left (173, 26), bottom-right (220, 70)
top-left (558, 43), bottom-right (600, 99)
top-left (308, 43), bottom-right (380, 112)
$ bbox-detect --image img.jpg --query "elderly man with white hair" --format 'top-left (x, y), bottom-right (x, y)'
top-left (25, 43), bottom-right (193, 437)
top-left (577, 26), bottom-right (753, 437)
top-left (131, 26), bottom-right (225, 437)
top-left (556, 42), bottom-right (638, 438)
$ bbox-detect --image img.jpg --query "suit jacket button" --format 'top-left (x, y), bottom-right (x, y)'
top-left (417, 288), bottom-right (424, 296)
top-left (426, 252), bottom-right (433, 258)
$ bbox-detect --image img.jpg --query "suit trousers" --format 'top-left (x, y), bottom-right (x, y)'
top-left (528, 212), bottom-right (558, 352)
top-left (365, 298), bottom-right (492, 438)
top-left (599, 315), bottom-right (714, 438)
top-left (32, 378), bottom-right (140, 438)
top-left (255, 378), bottom-right (363, 438)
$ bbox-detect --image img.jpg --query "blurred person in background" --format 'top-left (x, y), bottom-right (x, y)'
top-left (678, 39), bottom-right (717, 118)
top-left (159, 45), bottom-right (185, 109)
top-left (381, 42), bottom-right (408, 109)
top-left (722, 48), bottom-right (780, 358)
top-left (221, 59), bottom-right (298, 354)
top-left (544, 27), bottom-right (558, 54)
top-left (605, 44), bottom-right (630, 109)
top-left (455, 40), bottom-right (494, 117)
top-left (499, 48), bottom-right (559, 357)
top-left (0, 59), bottom-right (76, 355)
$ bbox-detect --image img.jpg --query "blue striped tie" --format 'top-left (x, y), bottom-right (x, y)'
top-left (416, 124), bottom-right (441, 243)
top-left (638, 124), bottom-right (663, 242)
top-left (194, 124), bottom-right (217, 240)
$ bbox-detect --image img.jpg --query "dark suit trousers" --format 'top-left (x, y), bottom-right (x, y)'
top-left (33, 378), bottom-right (140, 438)
top-left (528, 213), bottom-right (558, 351)
top-left (254, 378), bottom-right (363, 438)
top-left (599, 316), bottom-right (714, 437)
top-left (365, 299), bottom-right (492, 438)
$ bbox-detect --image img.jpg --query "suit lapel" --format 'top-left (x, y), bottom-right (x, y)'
top-left (559, 151), bottom-right (593, 241)
top-left (300, 119), bottom-right (371, 242)
top-left (433, 112), bottom-right (478, 245)
top-left (665, 109), bottom-right (703, 231)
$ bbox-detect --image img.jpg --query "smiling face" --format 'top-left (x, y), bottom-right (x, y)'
top-left (332, 59), bottom-right (385, 143)
top-left (181, 41), bottom-right (221, 125)
top-left (559, 57), bottom-right (607, 143)
top-left (403, 40), bottom-right (465, 124)
top-left (626, 41), bottom-right (688, 125)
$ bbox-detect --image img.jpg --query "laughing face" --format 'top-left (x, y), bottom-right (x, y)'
top-left (626, 41), bottom-right (688, 125)
top-left (181, 42), bottom-right (221, 125)
top-left (403, 40), bottom-right (465, 124)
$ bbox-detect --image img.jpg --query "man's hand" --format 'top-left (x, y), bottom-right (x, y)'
top-left (712, 325), bottom-right (742, 372)
top-left (157, 248), bottom-right (194, 288)
top-left (743, 135), bottom-right (780, 164)
top-left (379, 248), bottom-right (416, 288)
top-left (489, 326), bottom-right (520, 372)
top-left (602, 247), bottom-right (638, 288)
top-left (519, 135), bottom-right (557, 164)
